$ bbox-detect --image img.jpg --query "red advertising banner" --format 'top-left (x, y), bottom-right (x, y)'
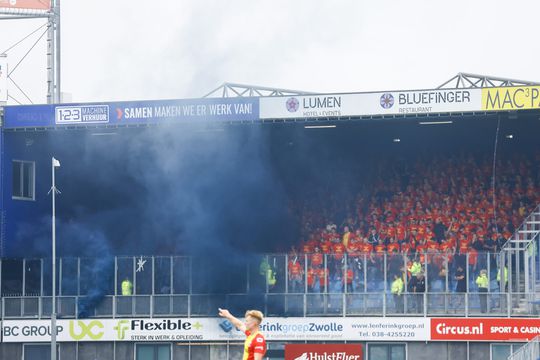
top-left (285, 344), bottom-right (362, 360)
top-left (0, 0), bottom-right (51, 10)
top-left (431, 318), bottom-right (540, 342)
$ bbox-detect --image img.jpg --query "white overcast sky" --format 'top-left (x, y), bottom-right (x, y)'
top-left (1, 0), bottom-right (539, 104)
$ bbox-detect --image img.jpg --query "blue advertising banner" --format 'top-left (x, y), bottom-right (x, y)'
top-left (3, 97), bottom-right (259, 129)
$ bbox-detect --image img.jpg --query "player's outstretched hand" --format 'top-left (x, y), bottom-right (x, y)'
top-left (218, 308), bottom-right (231, 318)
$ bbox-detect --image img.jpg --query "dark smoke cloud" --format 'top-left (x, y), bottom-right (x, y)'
top-left (9, 123), bottom-right (297, 299)
top-left (21, 124), bottom-right (293, 258)
top-left (6, 121), bottom-right (298, 311)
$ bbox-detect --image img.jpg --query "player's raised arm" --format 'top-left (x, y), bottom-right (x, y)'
top-left (218, 308), bottom-right (246, 332)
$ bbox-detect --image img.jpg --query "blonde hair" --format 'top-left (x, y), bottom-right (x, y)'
top-left (245, 310), bottom-right (264, 324)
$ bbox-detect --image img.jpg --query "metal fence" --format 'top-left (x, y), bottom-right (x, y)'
top-left (0, 251), bottom-right (538, 319)
top-left (0, 252), bottom-right (517, 295)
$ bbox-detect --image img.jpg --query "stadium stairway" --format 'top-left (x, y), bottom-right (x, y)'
top-left (501, 204), bottom-right (540, 315)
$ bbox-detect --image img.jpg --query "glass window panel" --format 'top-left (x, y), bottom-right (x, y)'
top-left (390, 345), bottom-right (406, 360)
top-left (366, 254), bottom-right (384, 292)
top-left (12, 161), bottom-right (35, 200)
top-left (25, 259), bottom-right (42, 296)
top-left (492, 344), bottom-right (511, 360)
top-left (268, 255), bottom-right (285, 293)
top-left (157, 345), bottom-right (170, 360)
top-left (154, 257), bottom-right (171, 294)
top-left (24, 344), bottom-right (54, 360)
top-left (248, 255), bottom-right (266, 293)
top-left (172, 257), bottom-right (190, 294)
top-left (2, 259), bottom-right (24, 296)
top-left (135, 256), bottom-right (152, 295)
top-left (80, 257), bottom-right (114, 295)
top-left (136, 345), bottom-right (155, 360)
top-left (60, 258), bottom-right (78, 296)
top-left (369, 345), bottom-right (389, 360)
top-left (12, 161), bottom-right (22, 197)
top-left (23, 162), bottom-right (34, 198)
top-left (117, 257), bottom-right (134, 295)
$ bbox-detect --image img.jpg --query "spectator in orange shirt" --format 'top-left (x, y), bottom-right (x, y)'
top-left (310, 247), bottom-right (323, 268)
top-left (320, 236), bottom-right (333, 255)
top-left (468, 248), bottom-right (479, 274)
top-left (425, 227), bottom-right (435, 243)
top-left (387, 224), bottom-right (396, 240)
top-left (288, 258), bottom-right (304, 293)
top-left (343, 265), bottom-right (354, 293)
top-left (306, 265), bottom-right (319, 293)
top-left (400, 241), bottom-right (412, 255)
top-left (373, 239), bottom-right (387, 277)
top-left (426, 239), bottom-right (440, 252)
top-left (359, 238), bottom-right (374, 254)
top-left (301, 240), bottom-right (313, 255)
top-left (417, 220), bottom-right (427, 241)
top-left (346, 236), bottom-right (361, 261)
top-left (386, 237), bottom-right (400, 254)
top-left (332, 240), bottom-right (346, 263)
top-left (409, 220), bottom-right (419, 236)
top-left (408, 229), bottom-right (418, 248)
top-left (316, 266), bottom-right (329, 292)
top-left (415, 238), bottom-right (427, 255)
top-left (374, 239), bottom-right (387, 257)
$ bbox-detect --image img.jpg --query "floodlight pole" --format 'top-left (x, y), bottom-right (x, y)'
top-left (0, 3), bottom-right (58, 103)
top-left (47, 0), bottom-right (60, 104)
top-left (46, 8), bottom-right (54, 104)
top-left (50, 157), bottom-right (60, 360)
top-left (55, 0), bottom-right (61, 102)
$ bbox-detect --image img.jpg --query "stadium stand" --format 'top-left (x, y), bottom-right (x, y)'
top-left (282, 152), bottom-right (540, 310)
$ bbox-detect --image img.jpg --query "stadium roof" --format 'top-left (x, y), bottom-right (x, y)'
top-left (204, 73), bottom-right (540, 98)
top-left (4, 73), bottom-right (540, 130)
top-left (437, 73), bottom-right (540, 89)
top-left (203, 82), bottom-right (315, 98)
